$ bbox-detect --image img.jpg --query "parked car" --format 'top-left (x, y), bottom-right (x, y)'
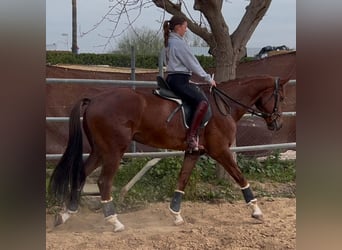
top-left (255, 45), bottom-right (290, 59)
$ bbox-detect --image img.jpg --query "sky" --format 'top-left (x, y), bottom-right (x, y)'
top-left (46, 0), bottom-right (296, 54)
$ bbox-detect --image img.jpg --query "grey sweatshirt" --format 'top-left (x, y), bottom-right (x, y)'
top-left (165, 32), bottom-right (212, 83)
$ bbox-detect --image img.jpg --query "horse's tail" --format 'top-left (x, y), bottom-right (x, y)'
top-left (48, 98), bottom-right (91, 205)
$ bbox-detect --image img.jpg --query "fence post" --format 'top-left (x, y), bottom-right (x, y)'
top-left (130, 45), bottom-right (136, 81)
top-left (158, 48), bottom-right (164, 77)
top-left (130, 45), bottom-right (136, 152)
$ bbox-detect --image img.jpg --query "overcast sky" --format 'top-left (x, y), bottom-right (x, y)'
top-left (46, 0), bottom-right (296, 54)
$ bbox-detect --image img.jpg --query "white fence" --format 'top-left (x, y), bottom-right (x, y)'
top-left (46, 78), bottom-right (296, 160)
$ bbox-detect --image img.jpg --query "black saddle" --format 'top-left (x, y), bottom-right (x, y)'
top-left (152, 76), bottom-right (212, 128)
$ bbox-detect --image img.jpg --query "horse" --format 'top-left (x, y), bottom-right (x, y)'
top-left (48, 74), bottom-right (289, 232)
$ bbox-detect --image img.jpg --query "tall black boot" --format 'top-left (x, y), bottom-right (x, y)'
top-left (187, 101), bottom-right (208, 152)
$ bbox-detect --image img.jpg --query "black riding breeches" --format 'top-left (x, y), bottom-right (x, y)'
top-left (166, 74), bottom-right (208, 109)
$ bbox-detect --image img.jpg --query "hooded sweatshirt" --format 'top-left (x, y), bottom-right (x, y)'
top-left (165, 32), bottom-right (212, 83)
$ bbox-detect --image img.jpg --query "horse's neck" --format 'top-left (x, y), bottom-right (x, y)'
top-left (220, 77), bottom-right (273, 121)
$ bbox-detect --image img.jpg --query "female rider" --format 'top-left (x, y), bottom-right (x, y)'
top-left (163, 15), bottom-right (216, 152)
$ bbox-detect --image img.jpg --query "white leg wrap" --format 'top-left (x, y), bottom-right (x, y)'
top-left (169, 207), bottom-right (184, 225)
top-left (174, 189), bottom-right (185, 194)
top-left (248, 199), bottom-right (263, 220)
top-left (67, 209), bottom-right (78, 214)
top-left (173, 213), bottom-right (184, 225)
top-left (105, 214), bottom-right (125, 232)
top-left (100, 197), bottom-right (113, 203)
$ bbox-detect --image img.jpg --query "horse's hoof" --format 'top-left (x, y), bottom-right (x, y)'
top-left (106, 214), bottom-right (125, 232)
top-left (168, 207), bottom-right (184, 225)
top-left (252, 213), bottom-right (264, 221)
top-left (173, 213), bottom-right (184, 225)
top-left (54, 212), bottom-right (70, 227)
top-left (114, 223), bottom-right (125, 232)
top-left (54, 214), bottom-right (63, 227)
top-left (113, 218), bottom-right (125, 232)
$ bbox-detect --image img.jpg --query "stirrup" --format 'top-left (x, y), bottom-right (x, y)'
top-left (187, 136), bottom-right (204, 153)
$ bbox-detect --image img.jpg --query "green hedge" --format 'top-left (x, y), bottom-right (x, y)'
top-left (46, 51), bottom-right (216, 69)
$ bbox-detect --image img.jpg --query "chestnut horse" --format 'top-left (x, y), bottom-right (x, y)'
top-left (49, 75), bottom-right (288, 231)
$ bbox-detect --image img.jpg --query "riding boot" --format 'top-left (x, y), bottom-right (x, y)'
top-left (187, 101), bottom-right (208, 152)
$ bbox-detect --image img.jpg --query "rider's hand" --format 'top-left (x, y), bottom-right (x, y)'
top-left (209, 79), bottom-right (217, 87)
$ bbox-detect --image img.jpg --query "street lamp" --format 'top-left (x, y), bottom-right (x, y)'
top-left (61, 33), bottom-right (69, 50)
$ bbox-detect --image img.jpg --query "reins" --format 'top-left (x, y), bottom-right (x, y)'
top-left (211, 78), bottom-right (280, 119)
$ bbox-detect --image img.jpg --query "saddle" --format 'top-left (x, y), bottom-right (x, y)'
top-left (152, 76), bottom-right (212, 128)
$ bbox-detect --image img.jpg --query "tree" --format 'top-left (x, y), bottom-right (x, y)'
top-left (115, 27), bottom-right (164, 55)
top-left (152, 0), bottom-right (272, 81)
top-left (83, 0), bottom-right (272, 81)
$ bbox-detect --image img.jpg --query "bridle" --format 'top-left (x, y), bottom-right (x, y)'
top-left (212, 78), bottom-right (281, 123)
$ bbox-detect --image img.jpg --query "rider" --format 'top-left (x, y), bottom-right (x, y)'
top-left (163, 15), bottom-right (216, 152)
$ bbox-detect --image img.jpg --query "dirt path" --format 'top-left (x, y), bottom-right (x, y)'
top-left (46, 198), bottom-right (295, 250)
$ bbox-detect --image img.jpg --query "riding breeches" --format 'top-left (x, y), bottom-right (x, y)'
top-left (166, 73), bottom-right (208, 109)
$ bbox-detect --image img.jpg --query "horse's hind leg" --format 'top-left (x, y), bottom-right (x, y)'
top-left (169, 152), bottom-right (200, 225)
top-left (69, 150), bottom-right (101, 210)
top-left (55, 150), bottom-right (101, 226)
top-left (213, 149), bottom-right (263, 220)
top-left (97, 151), bottom-right (125, 232)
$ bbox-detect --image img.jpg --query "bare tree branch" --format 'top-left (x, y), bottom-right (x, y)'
top-left (79, 0), bottom-right (273, 80)
top-left (81, 0), bottom-right (157, 52)
top-left (152, 0), bottom-right (212, 45)
top-left (231, 0), bottom-right (272, 55)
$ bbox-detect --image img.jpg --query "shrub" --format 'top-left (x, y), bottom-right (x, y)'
top-left (46, 152), bottom-right (295, 211)
top-left (46, 51), bottom-right (214, 69)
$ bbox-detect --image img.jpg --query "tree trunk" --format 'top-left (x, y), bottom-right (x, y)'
top-left (214, 51), bottom-right (237, 82)
top-left (211, 45), bottom-right (237, 180)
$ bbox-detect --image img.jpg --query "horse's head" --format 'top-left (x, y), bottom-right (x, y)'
top-left (255, 78), bottom-right (286, 131)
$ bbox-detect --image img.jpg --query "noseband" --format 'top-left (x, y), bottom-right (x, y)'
top-left (212, 78), bottom-right (281, 122)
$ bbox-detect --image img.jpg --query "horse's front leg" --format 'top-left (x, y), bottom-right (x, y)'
top-left (241, 183), bottom-right (263, 220)
top-left (169, 152), bottom-right (200, 225)
top-left (213, 149), bottom-right (263, 221)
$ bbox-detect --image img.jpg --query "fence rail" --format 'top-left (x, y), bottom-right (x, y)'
top-left (46, 142), bottom-right (296, 161)
top-left (45, 111), bottom-right (296, 122)
top-left (46, 78), bottom-right (296, 86)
